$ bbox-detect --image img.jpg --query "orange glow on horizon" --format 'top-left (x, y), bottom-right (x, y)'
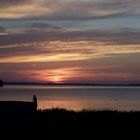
top-left (50, 75), bottom-right (64, 83)
top-left (36, 68), bottom-right (76, 83)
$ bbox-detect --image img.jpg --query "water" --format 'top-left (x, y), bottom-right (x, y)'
top-left (0, 85), bottom-right (140, 111)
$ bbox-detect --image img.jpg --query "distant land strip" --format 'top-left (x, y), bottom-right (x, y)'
top-left (4, 82), bottom-right (140, 86)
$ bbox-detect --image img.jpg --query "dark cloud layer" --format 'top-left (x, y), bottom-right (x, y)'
top-left (0, 27), bottom-right (139, 64)
top-left (0, 44), bottom-right (50, 58)
top-left (0, 0), bottom-right (139, 20)
top-left (0, 28), bottom-right (140, 46)
top-left (29, 23), bottom-right (60, 30)
top-left (26, 23), bottom-right (62, 33)
top-left (0, 0), bottom-right (32, 8)
top-left (0, 26), bottom-right (5, 33)
top-left (36, 0), bottom-right (140, 21)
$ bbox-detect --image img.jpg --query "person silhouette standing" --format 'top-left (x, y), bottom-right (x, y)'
top-left (33, 95), bottom-right (37, 111)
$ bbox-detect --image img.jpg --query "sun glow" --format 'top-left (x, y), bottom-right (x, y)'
top-left (50, 74), bottom-right (64, 83)
top-left (37, 68), bottom-right (76, 83)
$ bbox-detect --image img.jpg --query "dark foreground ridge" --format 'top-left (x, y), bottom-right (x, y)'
top-left (0, 108), bottom-right (140, 140)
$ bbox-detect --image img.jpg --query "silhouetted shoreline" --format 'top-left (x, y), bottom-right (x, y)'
top-left (4, 82), bottom-right (140, 86)
top-left (0, 108), bottom-right (139, 139)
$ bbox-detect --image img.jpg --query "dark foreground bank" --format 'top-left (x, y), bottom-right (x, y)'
top-left (0, 109), bottom-right (140, 140)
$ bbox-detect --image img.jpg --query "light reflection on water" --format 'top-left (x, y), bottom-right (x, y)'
top-left (0, 85), bottom-right (140, 111)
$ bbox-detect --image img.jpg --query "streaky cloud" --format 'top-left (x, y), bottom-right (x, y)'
top-left (0, 0), bottom-right (33, 8)
top-left (0, 28), bottom-right (140, 45)
top-left (0, 0), bottom-right (139, 20)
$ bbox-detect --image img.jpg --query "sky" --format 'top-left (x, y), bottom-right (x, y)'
top-left (0, 0), bottom-right (140, 84)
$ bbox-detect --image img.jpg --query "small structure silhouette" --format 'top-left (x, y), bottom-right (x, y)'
top-left (0, 95), bottom-right (37, 112)
top-left (33, 95), bottom-right (38, 111)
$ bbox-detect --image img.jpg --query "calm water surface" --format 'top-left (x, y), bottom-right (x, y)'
top-left (0, 85), bottom-right (140, 111)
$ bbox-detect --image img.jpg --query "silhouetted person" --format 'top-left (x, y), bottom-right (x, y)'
top-left (0, 80), bottom-right (4, 87)
top-left (33, 95), bottom-right (37, 111)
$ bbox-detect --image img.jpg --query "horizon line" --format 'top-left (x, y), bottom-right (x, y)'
top-left (3, 82), bottom-right (140, 86)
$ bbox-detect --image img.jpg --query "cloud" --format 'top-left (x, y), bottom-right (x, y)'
top-left (0, 40), bottom-right (55, 60)
top-left (0, 26), bottom-right (5, 32)
top-left (0, 26), bottom-right (8, 35)
top-left (28, 23), bottom-right (60, 30)
top-left (0, 0), bottom-right (139, 20)
top-left (0, 27), bottom-right (140, 45)
top-left (0, 70), bottom-right (36, 82)
top-left (0, 26), bottom-right (6, 34)
top-left (26, 23), bottom-right (62, 33)
top-left (39, 0), bottom-right (127, 20)
top-left (0, 0), bottom-right (33, 8)
top-left (33, 0), bottom-right (140, 20)
top-left (0, 37), bottom-right (140, 63)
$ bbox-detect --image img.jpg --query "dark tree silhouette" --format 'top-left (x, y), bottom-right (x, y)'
top-left (0, 80), bottom-right (4, 87)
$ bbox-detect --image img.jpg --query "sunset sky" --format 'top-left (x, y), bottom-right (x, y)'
top-left (0, 0), bottom-right (140, 84)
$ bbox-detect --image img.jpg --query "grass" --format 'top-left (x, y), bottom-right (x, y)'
top-left (0, 108), bottom-right (140, 139)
